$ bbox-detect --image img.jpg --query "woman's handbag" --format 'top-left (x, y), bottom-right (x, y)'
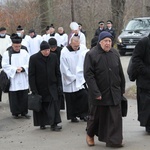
top-left (28, 93), bottom-right (42, 112)
top-left (121, 96), bottom-right (128, 117)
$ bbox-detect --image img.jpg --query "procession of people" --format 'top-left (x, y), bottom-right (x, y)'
top-left (0, 20), bottom-right (149, 148)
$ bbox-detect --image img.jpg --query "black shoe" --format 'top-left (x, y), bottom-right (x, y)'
top-left (51, 124), bottom-right (62, 131)
top-left (145, 126), bottom-right (150, 134)
top-left (13, 115), bottom-right (19, 119)
top-left (80, 116), bottom-right (88, 122)
top-left (40, 126), bottom-right (46, 130)
top-left (71, 117), bottom-right (79, 123)
top-left (21, 114), bottom-right (31, 119)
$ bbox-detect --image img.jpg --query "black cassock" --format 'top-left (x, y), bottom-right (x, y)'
top-left (29, 52), bottom-right (62, 127)
top-left (65, 89), bottom-right (88, 120)
top-left (33, 95), bottom-right (61, 126)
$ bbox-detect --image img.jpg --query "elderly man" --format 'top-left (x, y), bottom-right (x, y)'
top-left (60, 36), bottom-right (89, 122)
top-left (84, 31), bottom-right (125, 147)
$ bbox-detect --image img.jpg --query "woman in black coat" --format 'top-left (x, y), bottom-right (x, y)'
top-left (29, 41), bottom-right (62, 131)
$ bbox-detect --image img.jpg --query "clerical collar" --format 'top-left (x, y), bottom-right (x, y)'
top-left (50, 33), bottom-right (55, 36)
top-left (74, 34), bottom-right (79, 37)
top-left (67, 45), bottom-right (80, 52)
top-left (12, 49), bottom-right (20, 53)
top-left (32, 34), bottom-right (37, 38)
top-left (59, 33), bottom-right (64, 36)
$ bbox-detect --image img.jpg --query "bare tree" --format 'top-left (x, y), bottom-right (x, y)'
top-left (38, 0), bottom-right (50, 34)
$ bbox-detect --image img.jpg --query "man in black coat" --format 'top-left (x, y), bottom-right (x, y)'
top-left (94, 21), bottom-right (105, 37)
top-left (84, 31), bottom-right (125, 147)
top-left (29, 41), bottom-right (62, 131)
top-left (130, 34), bottom-right (150, 133)
top-left (105, 20), bottom-right (116, 44)
top-left (48, 38), bottom-right (65, 110)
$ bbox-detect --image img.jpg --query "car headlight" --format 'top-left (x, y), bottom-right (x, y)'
top-left (118, 37), bottom-right (122, 43)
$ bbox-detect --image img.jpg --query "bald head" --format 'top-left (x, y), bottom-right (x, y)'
top-left (71, 36), bottom-right (80, 43)
top-left (70, 36), bottom-right (80, 51)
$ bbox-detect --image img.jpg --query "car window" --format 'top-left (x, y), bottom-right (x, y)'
top-left (125, 19), bottom-right (150, 31)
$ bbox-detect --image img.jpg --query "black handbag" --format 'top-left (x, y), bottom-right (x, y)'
top-left (0, 70), bottom-right (10, 93)
top-left (0, 50), bottom-right (12, 93)
top-left (121, 96), bottom-right (128, 117)
top-left (28, 93), bottom-right (42, 112)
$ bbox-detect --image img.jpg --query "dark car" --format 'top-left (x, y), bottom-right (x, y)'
top-left (117, 17), bottom-right (150, 56)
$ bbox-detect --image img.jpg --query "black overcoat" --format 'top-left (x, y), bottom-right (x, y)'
top-left (132, 35), bottom-right (150, 90)
top-left (29, 51), bottom-right (61, 101)
top-left (84, 44), bottom-right (125, 106)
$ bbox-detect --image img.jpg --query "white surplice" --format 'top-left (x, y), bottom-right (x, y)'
top-left (2, 49), bottom-right (30, 91)
top-left (60, 44), bottom-right (88, 93)
top-left (28, 35), bottom-right (42, 56)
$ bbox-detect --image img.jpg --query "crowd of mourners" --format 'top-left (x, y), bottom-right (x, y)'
top-left (1, 19), bottom-right (149, 148)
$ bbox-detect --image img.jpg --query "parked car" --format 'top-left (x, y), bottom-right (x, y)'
top-left (117, 17), bottom-right (150, 56)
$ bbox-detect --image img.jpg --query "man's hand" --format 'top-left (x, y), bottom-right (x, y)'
top-left (96, 96), bottom-right (102, 100)
top-left (16, 67), bottom-right (23, 73)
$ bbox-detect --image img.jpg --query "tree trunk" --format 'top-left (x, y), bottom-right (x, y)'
top-left (111, 0), bottom-right (126, 41)
top-left (38, 0), bottom-right (50, 34)
top-left (71, 0), bottom-right (74, 21)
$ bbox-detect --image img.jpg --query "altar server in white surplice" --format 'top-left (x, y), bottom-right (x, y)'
top-left (57, 27), bottom-right (68, 47)
top-left (28, 29), bottom-right (42, 56)
top-left (16, 25), bottom-right (30, 51)
top-left (60, 36), bottom-right (89, 123)
top-left (2, 33), bottom-right (30, 119)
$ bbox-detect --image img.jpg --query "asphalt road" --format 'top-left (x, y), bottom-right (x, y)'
top-left (0, 55), bottom-right (150, 150)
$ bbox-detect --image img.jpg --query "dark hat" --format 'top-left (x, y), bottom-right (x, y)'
top-left (46, 26), bottom-right (50, 31)
top-left (0, 27), bottom-right (6, 31)
top-left (29, 29), bottom-right (35, 33)
top-left (107, 20), bottom-right (113, 24)
top-left (91, 36), bottom-right (98, 48)
top-left (10, 33), bottom-right (22, 44)
top-left (48, 38), bottom-right (57, 48)
top-left (16, 25), bottom-right (23, 31)
top-left (40, 41), bottom-right (50, 51)
top-left (98, 31), bottom-right (112, 42)
top-left (98, 21), bottom-right (104, 25)
top-left (50, 24), bottom-right (54, 28)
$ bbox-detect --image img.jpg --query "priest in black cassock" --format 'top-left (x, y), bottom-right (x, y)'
top-left (48, 38), bottom-right (65, 110)
top-left (29, 41), bottom-right (62, 131)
